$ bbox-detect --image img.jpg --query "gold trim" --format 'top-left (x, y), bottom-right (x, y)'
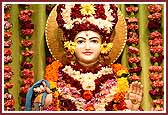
top-left (45, 5), bottom-right (127, 64)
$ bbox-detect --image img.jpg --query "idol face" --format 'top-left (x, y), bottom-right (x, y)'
top-left (74, 31), bottom-right (102, 66)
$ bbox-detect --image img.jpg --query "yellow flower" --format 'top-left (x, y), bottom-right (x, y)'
top-left (49, 81), bottom-right (57, 89)
top-left (100, 42), bottom-right (113, 54)
top-left (117, 77), bottom-right (129, 93)
top-left (64, 41), bottom-right (76, 54)
top-left (117, 70), bottom-right (129, 77)
top-left (80, 4), bottom-right (96, 16)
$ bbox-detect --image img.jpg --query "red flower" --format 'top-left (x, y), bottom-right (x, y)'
top-left (126, 17), bottom-right (138, 23)
top-left (22, 78), bottom-right (34, 85)
top-left (4, 65), bottom-right (12, 72)
top-left (4, 99), bottom-right (15, 108)
top-left (150, 54), bottom-right (164, 63)
top-left (127, 24), bottom-right (139, 30)
top-left (4, 4), bottom-right (11, 11)
top-left (129, 66), bottom-right (142, 73)
top-left (19, 14), bottom-right (31, 22)
top-left (83, 90), bottom-right (93, 101)
top-left (4, 82), bottom-right (14, 89)
top-left (21, 61), bottom-right (33, 69)
top-left (21, 39), bottom-right (33, 47)
top-left (20, 85), bottom-right (30, 94)
top-left (4, 31), bottom-right (12, 39)
top-left (4, 12), bottom-right (11, 20)
top-left (21, 69), bottom-right (34, 78)
top-left (21, 29), bottom-right (34, 36)
top-left (4, 48), bottom-right (12, 56)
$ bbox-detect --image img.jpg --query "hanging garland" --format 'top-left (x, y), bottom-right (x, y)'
top-left (147, 4), bottom-right (164, 111)
top-left (4, 4), bottom-right (15, 111)
top-left (18, 4), bottom-right (35, 110)
top-left (125, 5), bottom-right (142, 82)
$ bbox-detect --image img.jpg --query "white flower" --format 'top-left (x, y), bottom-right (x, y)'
top-left (82, 81), bottom-right (95, 90)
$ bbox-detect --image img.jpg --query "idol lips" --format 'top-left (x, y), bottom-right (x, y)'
top-left (83, 51), bottom-right (93, 55)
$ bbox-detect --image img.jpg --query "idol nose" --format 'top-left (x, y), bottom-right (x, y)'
top-left (85, 41), bottom-right (91, 50)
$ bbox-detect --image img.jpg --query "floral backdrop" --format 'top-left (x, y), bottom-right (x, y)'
top-left (3, 4), bottom-right (165, 111)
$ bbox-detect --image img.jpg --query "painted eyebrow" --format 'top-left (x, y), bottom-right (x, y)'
top-left (75, 37), bottom-right (100, 41)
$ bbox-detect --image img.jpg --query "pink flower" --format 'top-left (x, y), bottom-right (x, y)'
top-left (149, 39), bottom-right (163, 46)
top-left (126, 6), bottom-right (138, 13)
top-left (20, 10), bottom-right (33, 16)
top-left (126, 17), bottom-right (138, 23)
top-left (4, 55), bottom-right (12, 64)
top-left (4, 21), bottom-right (12, 30)
top-left (19, 14), bottom-right (31, 22)
top-left (4, 93), bottom-right (14, 100)
top-left (128, 46), bottom-right (139, 54)
top-left (149, 66), bottom-right (163, 73)
top-left (22, 50), bottom-right (34, 58)
top-left (149, 73), bottom-right (163, 81)
top-left (148, 13), bottom-right (162, 21)
top-left (4, 72), bottom-right (13, 80)
top-left (21, 69), bottom-right (34, 78)
top-left (149, 31), bottom-right (162, 40)
top-left (151, 81), bottom-right (164, 88)
top-left (4, 39), bottom-right (12, 48)
top-left (129, 75), bottom-right (141, 81)
top-left (4, 4), bottom-right (11, 10)
top-left (128, 57), bottom-right (141, 64)
top-left (148, 4), bottom-right (162, 13)
top-left (127, 37), bottom-right (139, 45)
top-left (153, 99), bottom-right (164, 105)
top-left (127, 24), bottom-right (139, 30)
top-left (150, 46), bottom-right (163, 54)
top-left (4, 99), bottom-right (15, 108)
top-left (151, 107), bottom-right (164, 111)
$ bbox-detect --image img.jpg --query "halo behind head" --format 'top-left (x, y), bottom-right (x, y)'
top-left (45, 4), bottom-right (127, 64)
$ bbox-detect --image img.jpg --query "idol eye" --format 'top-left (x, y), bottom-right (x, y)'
top-left (91, 40), bottom-right (98, 43)
top-left (77, 40), bottom-right (84, 44)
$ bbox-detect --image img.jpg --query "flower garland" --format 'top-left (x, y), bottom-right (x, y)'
top-left (18, 4), bottom-right (34, 110)
top-left (4, 4), bottom-right (15, 111)
top-left (147, 4), bottom-right (164, 111)
top-left (125, 4), bottom-right (142, 82)
top-left (44, 61), bottom-right (129, 111)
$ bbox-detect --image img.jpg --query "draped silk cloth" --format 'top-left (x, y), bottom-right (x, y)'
top-left (7, 4), bottom-right (164, 111)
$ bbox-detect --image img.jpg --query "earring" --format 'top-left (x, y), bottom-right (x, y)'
top-left (100, 42), bottom-right (113, 54)
top-left (64, 41), bottom-right (76, 55)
